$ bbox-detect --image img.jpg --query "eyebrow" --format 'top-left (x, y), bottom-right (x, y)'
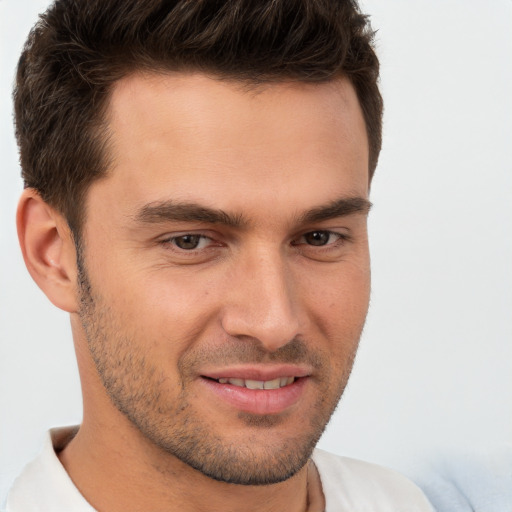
top-left (299, 197), bottom-right (372, 224)
top-left (134, 196), bottom-right (371, 228)
top-left (134, 201), bottom-right (247, 228)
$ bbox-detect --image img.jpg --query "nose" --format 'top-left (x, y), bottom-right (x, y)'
top-left (220, 249), bottom-right (302, 352)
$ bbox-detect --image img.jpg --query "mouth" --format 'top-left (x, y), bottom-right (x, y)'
top-left (199, 368), bottom-right (309, 415)
top-left (207, 376), bottom-right (296, 390)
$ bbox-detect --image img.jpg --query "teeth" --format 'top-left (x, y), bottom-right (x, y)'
top-left (263, 378), bottom-right (281, 390)
top-left (217, 377), bottom-right (296, 389)
top-left (245, 379), bottom-right (264, 390)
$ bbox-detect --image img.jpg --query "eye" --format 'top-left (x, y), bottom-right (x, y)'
top-left (296, 231), bottom-right (343, 247)
top-left (168, 234), bottom-right (211, 250)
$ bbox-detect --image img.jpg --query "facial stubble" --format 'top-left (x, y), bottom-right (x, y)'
top-left (76, 250), bottom-right (361, 485)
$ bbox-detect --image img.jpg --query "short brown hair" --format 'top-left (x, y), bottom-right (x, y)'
top-left (14, 0), bottom-right (382, 236)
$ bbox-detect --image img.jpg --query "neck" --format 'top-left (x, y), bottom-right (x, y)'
top-left (58, 418), bottom-right (316, 512)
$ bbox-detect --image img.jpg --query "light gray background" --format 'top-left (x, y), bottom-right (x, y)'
top-left (1, 0), bottom-right (511, 503)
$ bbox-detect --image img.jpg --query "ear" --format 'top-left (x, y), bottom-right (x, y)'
top-left (17, 188), bottom-right (79, 313)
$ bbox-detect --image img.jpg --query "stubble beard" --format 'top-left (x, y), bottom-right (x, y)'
top-left (76, 252), bottom-right (360, 485)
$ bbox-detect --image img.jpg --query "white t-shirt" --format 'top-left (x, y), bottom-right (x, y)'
top-left (4, 427), bottom-right (433, 512)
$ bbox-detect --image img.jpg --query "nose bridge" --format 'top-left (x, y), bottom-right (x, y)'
top-left (221, 245), bottom-right (301, 351)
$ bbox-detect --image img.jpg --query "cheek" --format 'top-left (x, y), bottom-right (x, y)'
top-left (100, 268), bottom-right (221, 350)
top-left (305, 262), bottom-right (370, 342)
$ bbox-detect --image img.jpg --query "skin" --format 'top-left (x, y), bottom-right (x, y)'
top-left (17, 72), bottom-right (370, 512)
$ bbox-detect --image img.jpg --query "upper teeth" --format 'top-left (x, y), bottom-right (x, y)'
top-left (217, 377), bottom-right (295, 389)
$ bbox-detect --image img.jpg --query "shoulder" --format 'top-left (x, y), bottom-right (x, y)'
top-left (312, 449), bottom-right (434, 512)
top-left (5, 427), bottom-right (94, 512)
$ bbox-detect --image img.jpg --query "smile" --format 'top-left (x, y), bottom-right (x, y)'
top-left (215, 377), bottom-right (296, 389)
top-left (201, 373), bottom-right (307, 415)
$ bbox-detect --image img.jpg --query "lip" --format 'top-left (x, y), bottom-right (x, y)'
top-left (201, 364), bottom-right (312, 382)
top-left (199, 365), bottom-right (311, 415)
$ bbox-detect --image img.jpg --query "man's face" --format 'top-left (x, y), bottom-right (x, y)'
top-left (77, 72), bottom-right (370, 485)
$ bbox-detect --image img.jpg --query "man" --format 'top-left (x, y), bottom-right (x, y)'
top-left (5, 0), bottom-right (433, 510)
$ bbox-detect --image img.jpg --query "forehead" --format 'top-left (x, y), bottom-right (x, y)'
top-left (92, 72), bottom-right (369, 219)
top-left (107, 72), bottom-right (367, 155)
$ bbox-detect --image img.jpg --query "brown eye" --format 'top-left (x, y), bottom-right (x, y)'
top-left (303, 231), bottom-right (331, 246)
top-left (173, 235), bottom-right (204, 250)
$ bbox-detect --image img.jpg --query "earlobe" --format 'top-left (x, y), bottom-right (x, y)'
top-left (17, 188), bottom-right (79, 313)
